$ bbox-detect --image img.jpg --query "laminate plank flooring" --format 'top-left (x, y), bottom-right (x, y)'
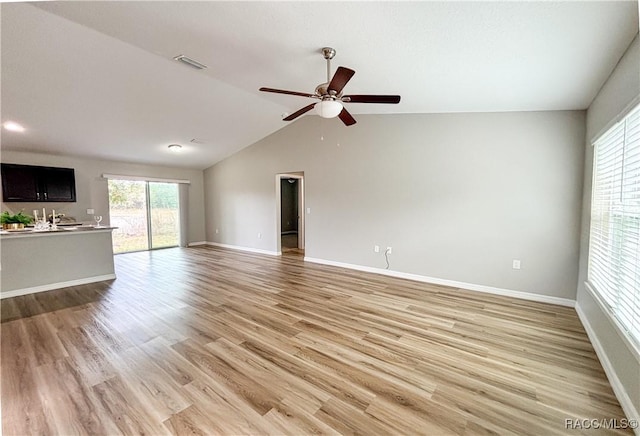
top-left (1, 246), bottom-right (632, 435)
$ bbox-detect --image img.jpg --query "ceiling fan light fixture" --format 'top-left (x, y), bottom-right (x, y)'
top-left (316, 100), bottom-right (343, 118)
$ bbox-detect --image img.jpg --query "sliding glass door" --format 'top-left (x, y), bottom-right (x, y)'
top-left (149, 182), bottom-right (179, 249)
top-left (108, 179), bottom-right (180, 254)
top-left (108, 180), bottom-right (148, 253)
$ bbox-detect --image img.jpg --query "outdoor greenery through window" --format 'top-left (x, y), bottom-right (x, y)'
top-left (588, 103), bottom-right (640, 348)
top-left (108, 179), bottom-right (180, 253)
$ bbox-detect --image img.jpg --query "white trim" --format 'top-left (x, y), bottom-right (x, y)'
top-left (304, 257), bottom-right (576, 308)
top-left (102, 173), bottom-right (191, 184)
top-left (0, 274), bottom-right (116, 300)
top-left (206, 242), bottom-right (279, 256)
top-left (275, 173), bottom-right (305, 253)
top-left (575, 303), bottom-right (640, 430)
top-left (584, 281), bottom-right (640, 363)
top-left (187, 241), bottom-right (208, 247)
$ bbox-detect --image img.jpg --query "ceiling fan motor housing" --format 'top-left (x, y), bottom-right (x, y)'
top-left (315, 83), bottom-right (341, 99)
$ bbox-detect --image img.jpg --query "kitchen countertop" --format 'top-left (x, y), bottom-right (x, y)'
top-left (0, 226), bottom-right (117, 238)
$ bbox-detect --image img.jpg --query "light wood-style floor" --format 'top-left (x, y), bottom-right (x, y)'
top-left (1, 246), bottom-right (631, 435)
top-left (281, 233), bottom-right (303, 255)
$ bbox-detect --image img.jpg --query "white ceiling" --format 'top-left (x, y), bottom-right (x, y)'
top-left (1, 1), bottom-right (638, 169)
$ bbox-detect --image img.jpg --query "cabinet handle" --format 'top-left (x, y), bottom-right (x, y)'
top-left (36, 192), bottom-right (40, 200)
top-left (44, 192), bottom-right (48, 200)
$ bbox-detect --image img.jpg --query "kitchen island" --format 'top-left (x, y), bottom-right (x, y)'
top-left (0, 226), bottom-right (116, 298)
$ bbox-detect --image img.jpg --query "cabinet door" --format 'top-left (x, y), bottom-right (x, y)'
top-left (1, 164), bottom-right (40, 201)
top-left (39, 167), bottom-right (76, 202)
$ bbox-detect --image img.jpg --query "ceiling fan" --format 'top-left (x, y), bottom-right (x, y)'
top-left (259, 47), bottom-right (401, 126)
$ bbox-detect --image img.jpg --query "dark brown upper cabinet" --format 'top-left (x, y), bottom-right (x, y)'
top-left (1, 163), bottom-right (76, 202)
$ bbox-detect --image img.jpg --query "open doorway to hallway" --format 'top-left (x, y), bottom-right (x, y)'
top-left (276, 172), bottom-right (304, 255)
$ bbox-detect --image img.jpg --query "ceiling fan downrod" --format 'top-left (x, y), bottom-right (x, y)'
top-left (322, 47), bottom-right (336, 84)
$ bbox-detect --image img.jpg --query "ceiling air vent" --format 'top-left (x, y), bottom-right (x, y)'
top-left (173, 54), bottom-right (207, 70)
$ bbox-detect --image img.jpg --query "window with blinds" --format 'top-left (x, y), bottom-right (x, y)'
top-left (588, 103), bottom-right (640, 348)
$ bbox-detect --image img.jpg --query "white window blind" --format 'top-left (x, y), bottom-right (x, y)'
top-left (588, 103), bottom-right (640, 347)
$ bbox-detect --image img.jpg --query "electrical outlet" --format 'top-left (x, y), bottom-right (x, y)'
top-left (87, 208), bottom-right (95, 215)
top-left (215, 228), bottom-right (219, 234)
top-left (386, 247), bottom-right (392, 254)
top-left (307, 207), bottom-right (311, 214)
top-left (257, 232), bottom-right (262, 239)
top-left (512, 259), bottom-right (521, 270)
top-left (374, 245), bottom-right (380, 253)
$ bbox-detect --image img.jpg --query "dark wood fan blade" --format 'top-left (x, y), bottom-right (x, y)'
top-left (283, 103), bottom-right (317, 121)
top-left (259, 87), bottom-right (317, 98)
top-left (328, 67), bottom-right (355, 95)
top-left (343, 95), bottom-right (401, 104)
top-left (338, 107), bottom-right (356, 126)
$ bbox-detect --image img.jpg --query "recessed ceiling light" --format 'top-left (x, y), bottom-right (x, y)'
top-left (168, 144), bottom-right (182, 152)
top-left (3, 121), bottom-right (25, 132)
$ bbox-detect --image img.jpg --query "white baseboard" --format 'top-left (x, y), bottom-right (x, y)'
top-left (205, 242), bottom-right (280, 256)
top-left (303, 257), bottom-right (575, 308)
top-left (187, 241), bottom-right (208, 247)
top-left (0, 274), bottom-right (117, 300)
top-left (575, 304), bottom-right (640, 433)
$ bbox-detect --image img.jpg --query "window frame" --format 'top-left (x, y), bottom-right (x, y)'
top-left (586, 102), bottom-right (640, 358)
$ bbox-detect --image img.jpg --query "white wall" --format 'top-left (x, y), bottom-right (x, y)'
top-left (1, 151), bottom-right (206, 244)
top-left (576, 34), bottom-right (640, 422)
top-left (204, 110), bottom-right (585, 301)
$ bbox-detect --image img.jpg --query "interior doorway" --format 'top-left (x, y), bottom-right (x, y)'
top-left (276, 173), bottom-right (304, 255)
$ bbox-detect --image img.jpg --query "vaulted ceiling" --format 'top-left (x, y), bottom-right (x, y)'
top-left (2, 1), bottom-right (638, 169)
